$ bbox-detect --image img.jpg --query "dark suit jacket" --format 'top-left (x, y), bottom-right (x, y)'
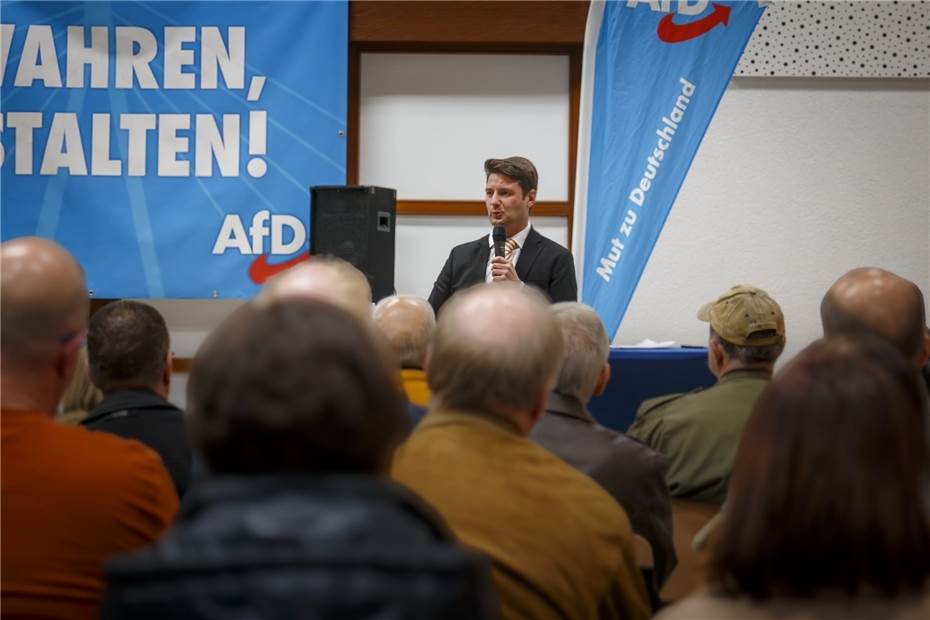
top-left (83, 389), bottom-right (192, 500)
top-left (428, 227), bottom-right (577, 314)
top-left (530, 392), bottom-right (676, 586)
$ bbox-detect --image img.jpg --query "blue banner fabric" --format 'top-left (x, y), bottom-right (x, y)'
top-left (573, 1), bottom-right (764, 339)
top-left (1, 1), bottom-right (347, 298)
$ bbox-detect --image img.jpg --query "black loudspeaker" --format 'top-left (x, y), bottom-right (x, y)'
top-left (309, 186), bottom-right (396, 301)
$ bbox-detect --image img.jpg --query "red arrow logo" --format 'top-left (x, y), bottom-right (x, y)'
top-left (248, 251), bottom-right (310, 284)
top-left (657, 3), bottom-right (730, 43)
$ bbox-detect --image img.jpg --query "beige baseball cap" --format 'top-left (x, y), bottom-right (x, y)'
top-left (697, 284), bottom-right (785, 346)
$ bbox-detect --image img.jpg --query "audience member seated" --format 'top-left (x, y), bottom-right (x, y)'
top-left (529, 302), bottom-right (676, 588)
top-left (58, 347), bottom-right (103, 425)
top-left (392, 283), bottom-right (650, 620)
top-left (102, 299), bottom-right (497, 619)
top-left (373, 295), bottom-right (435, 426)
top-left (657, 336), bottom-right (930, 620)
top-left (628, 284), bottom-right (785, 504)
top-left (261, 254), bottom-right (373, 321)
top-left (1, 237), bottom-right (177, 620)
top-left (82, 301), bottom-right (192, 499)
top-left (821, 267), bottom-right (930, 379)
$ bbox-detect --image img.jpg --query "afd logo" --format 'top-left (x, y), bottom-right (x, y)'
top-left (628, 1), bottom-right (731, 43)
top-left (212, 210), bottom-right (310, 284)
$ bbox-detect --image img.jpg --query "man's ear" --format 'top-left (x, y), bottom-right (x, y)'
top-left (526, 188), bottom-right (537, 210)
top-left (423, 346), bottom-right (433, 378)
top-left (707, 337), bottom-right (725, 376)
top-left (55, 339), bottom-right (81, 383)
top-left (593, 362), bottom-right (611, 397)
top-left (163, 351), bottom-right (173, 389)
top-left (526, 384), bottom-right (549, 430)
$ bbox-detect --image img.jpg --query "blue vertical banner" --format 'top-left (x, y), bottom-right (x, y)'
top-left (1, 1), bottom-right (347, 298)
top-left (573, 1), bottom-right (764, 339)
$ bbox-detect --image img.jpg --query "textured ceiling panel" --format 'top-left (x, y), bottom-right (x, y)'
top-left (735, 1), bottom-right (929, 77)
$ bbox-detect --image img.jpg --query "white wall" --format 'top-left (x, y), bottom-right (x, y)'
top-left (616, 77), bottom-right (930, 365)
top-left (359, 53), bottom-right (570, 200)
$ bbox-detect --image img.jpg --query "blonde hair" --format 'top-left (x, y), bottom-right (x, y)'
top-left (58, 348), bottom-right (103, 425)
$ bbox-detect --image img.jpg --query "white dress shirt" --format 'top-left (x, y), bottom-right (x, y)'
top-left (485, 222), bottom-right (531, 283)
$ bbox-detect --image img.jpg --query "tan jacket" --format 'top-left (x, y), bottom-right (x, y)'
top-left (628, 368), bottom-right (771, 504)
top-left (657, 591), bottom-right (930, 620)
top-left (392, 409), bottom-right (649, 620)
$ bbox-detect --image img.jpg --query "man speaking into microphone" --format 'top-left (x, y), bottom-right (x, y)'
top-left (428, 157), bottom-right (578, 314)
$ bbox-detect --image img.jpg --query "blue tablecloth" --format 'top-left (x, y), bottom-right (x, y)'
top-left (587, 347), bottom-right (716, 433)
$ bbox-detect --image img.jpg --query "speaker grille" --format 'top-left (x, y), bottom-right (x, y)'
top-left (309, 186), bottom-right (396, 301)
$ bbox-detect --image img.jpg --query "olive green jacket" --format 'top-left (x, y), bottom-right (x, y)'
top-left (627, 368), bottom-right (772, 504)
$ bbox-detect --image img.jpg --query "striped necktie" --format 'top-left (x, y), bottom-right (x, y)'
top-left (504, 238), bottom-right (519, 260)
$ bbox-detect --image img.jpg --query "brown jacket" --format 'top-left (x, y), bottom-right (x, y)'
top-left (392, 409), bottom-right (649, 620)
top-left (530, 391), bottom-right (676, 586)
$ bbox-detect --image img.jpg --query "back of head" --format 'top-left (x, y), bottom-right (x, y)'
top-left (484, 156), bottom-right (538, 195)
top-left (711, 336), bottom-right (930, 598)
top-left (87, 301), bottom-right (169, 393)
top-left (260, 256), bottom-right (373, 322)
top-left (373, 295), bottom-right (435, 369)
top-left (821, 267), bottom-right (927, 366)
top-left (188, 299), bottom-right (405, 475)
top-left (699, 284), bottom-right (786, 366)
top-left (428, 283), bottom-right (563, 418)
top-left (0, 237), bottom-right (87, 370)
top-left (551, 302), bottom-right (609, 403)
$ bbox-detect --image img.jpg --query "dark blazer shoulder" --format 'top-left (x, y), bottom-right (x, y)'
top-left (517, 228), bottom-right (577, 303)
top-left (428, 235), bottom-right (491, 314)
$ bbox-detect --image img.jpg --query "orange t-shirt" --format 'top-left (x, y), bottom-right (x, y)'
top-left (1, 408), bottom-right (179, 619)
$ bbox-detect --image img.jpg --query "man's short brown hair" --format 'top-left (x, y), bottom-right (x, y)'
top-left (88, 300), bottom-right (169, 393)
top-left (484, 157), bottom-right (538, 196)
top-left (188, 299), bottom-right (405, 475)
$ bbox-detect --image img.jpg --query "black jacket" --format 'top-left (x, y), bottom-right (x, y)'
top-left (102, 475), bottom-right (498, 619)
top-left (428, 227), bottom-right (577, 314)
top-left (82, 389), bottom-right (192, 499)
top-left (530, 392), bottom-right (676, 587)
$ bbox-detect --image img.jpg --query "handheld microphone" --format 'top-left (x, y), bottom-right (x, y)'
top-left (492, 225), bottom-right (507, 258)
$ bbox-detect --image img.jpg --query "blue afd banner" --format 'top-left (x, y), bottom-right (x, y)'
top-left (573, 0), bottom-right (763, 339)
top-left (0, 1), bottom-right (347, 298)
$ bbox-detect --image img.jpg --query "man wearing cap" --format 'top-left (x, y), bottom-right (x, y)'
top-left (627, 285), bottom-right (786, 505)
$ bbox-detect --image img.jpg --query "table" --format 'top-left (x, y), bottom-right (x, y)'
top-left (587, 347), bottom-right (716, 433)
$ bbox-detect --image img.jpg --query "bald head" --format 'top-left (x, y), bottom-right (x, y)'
top-left (821, 267), bottom-right (928, 366)
top-left (373, 295), bottom-right (435, 369)
top-left (260, 257), bottom-right (373, 322)
top-left (1, 237), bottom-right (87, 368)
top-left (428, 283), bottom-right (563, 422)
